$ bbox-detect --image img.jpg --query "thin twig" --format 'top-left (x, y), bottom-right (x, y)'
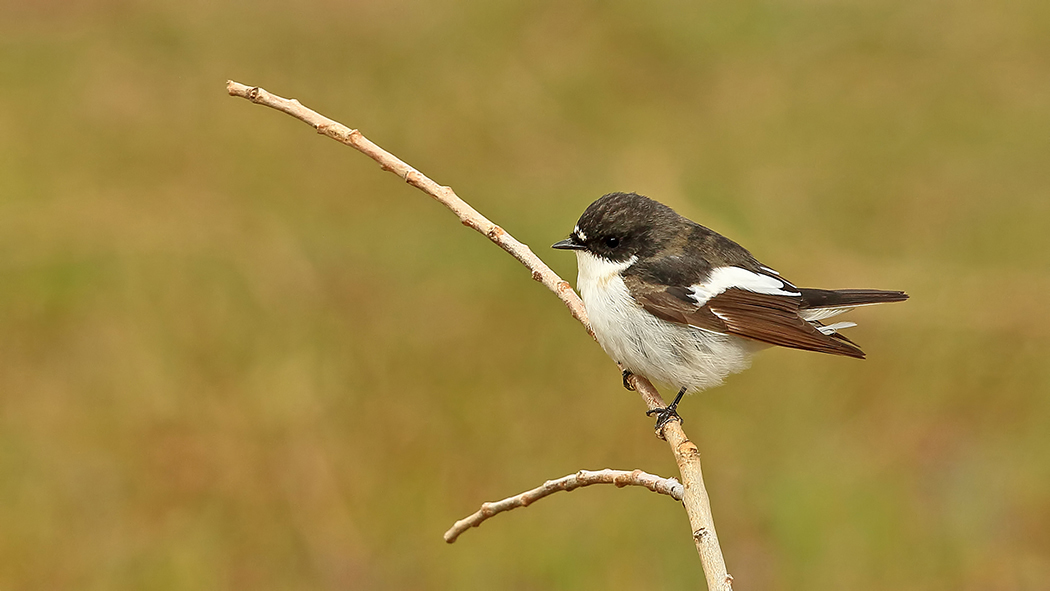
top-left (443, 469), bottom-right (683, 543)
top-left (227, 80), bottom-right (734, 591)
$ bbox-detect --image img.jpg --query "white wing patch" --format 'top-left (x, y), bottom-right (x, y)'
top-left (689, 266), bottom-right (800, 306)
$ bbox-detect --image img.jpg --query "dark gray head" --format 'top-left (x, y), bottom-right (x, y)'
top-left (552, 192), bottom-right (684, 262)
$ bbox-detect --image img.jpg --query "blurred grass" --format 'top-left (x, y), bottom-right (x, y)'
top-left (1, 0), bottom-right (1049, 589)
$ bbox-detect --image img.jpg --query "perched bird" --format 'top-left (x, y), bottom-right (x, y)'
top-left (553, 192), bottom-right (907, 432)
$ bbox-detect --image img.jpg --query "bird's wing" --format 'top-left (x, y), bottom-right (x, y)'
top-left (625, 266), bottom-right (866, 359)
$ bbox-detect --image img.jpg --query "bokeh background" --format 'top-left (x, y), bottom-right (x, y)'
top-left (2, 0), bottom-right (1048, 589)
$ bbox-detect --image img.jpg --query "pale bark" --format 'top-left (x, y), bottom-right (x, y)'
top-left (443, 469), bottom-right (684, 543)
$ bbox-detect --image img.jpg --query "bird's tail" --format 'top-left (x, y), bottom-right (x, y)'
top-left (796, 288), bottom-right (907, 322)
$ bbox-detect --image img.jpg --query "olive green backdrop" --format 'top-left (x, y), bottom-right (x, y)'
top-left (2, 0), bottom-right (1048, 589)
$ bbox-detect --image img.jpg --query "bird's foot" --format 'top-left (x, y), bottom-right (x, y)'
top-left (646, 406), bottom-right (683, 432)
top-left (645, 387), bottom-right (687, 435)
top-left (621, 369), bottom-right (635, 391)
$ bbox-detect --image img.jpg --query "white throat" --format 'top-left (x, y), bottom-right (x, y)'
top-left (575, 251), bottom-right (636, 296)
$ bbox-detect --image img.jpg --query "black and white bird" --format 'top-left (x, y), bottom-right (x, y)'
top-left (553, 192), bottom-right (907, 431)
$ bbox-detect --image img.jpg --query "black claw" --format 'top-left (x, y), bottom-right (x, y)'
top-left (646, 387), bottom-right (687, 434)
top-left (646, 406), bottom-right (683, 432)
top-left (621, 369), bottom-right (635, 391)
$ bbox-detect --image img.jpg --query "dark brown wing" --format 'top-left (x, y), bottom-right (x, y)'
top-left (633, 284), bottom-right (866, 359)
top-left (706, 289), bottom-right (865, 358)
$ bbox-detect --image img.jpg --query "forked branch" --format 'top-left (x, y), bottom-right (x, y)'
top-left (443, 469), bottom-right (684, 543)
top-left (227, 80), bottom-right (734, 591)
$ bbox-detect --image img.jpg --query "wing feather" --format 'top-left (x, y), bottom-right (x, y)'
top-left (631, 282), bottom-right (866, 359)
top-left (705, 289), bottom-right (865, 358)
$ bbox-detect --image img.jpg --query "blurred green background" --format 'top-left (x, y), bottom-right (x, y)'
top-left (2, 0), bottom-right (1048, 589)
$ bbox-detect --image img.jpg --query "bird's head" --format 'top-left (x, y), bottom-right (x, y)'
top-left (552, 192), bottom-right (682, 263)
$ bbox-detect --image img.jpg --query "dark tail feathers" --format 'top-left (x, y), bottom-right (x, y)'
top-left (799, 288), bottom-right (909, 309)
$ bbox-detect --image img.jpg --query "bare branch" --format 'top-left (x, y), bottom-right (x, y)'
top-left (227, 80), bottom-right (734, 591)
top-left (225, 80), bottom-right (587, 329)
top-left (443, 469), bottom-right (683, 543)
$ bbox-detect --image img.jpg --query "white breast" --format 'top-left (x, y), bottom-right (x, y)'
top-left (575, 251), bottom-right (757, 393)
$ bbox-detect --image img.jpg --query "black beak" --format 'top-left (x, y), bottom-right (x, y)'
top-left (552, 236), bottom-right (586, 251)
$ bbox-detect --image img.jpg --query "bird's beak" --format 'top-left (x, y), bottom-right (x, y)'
top-left (552, 236), bottom-right (586, 251)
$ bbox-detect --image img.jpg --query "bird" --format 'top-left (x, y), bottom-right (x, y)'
top-left (552, 192), bottom-right (908, 432)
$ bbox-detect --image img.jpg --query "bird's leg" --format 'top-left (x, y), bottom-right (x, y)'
top-left (646, 387), bottom-right (686, 432)
top-left (621, 369), bottom-right (635, 391)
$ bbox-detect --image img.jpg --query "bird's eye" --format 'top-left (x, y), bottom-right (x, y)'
top-left (604, 236), bottom-right (620, 248)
